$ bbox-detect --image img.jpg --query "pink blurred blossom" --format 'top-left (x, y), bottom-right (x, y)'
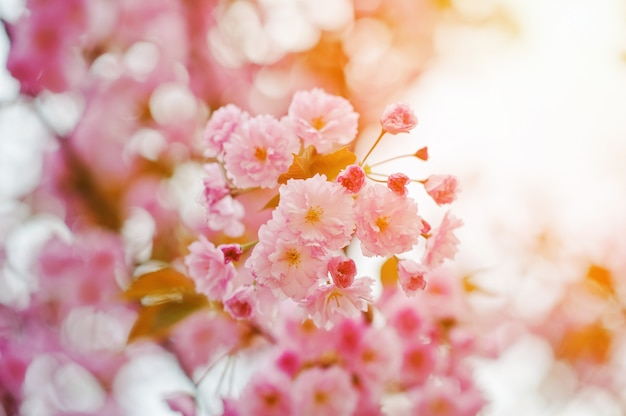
top-left (238, 367), bottom-right (293, 416)
top-left (397, 258), bottom-right (429, 296)
top-left (292, 366), bottom-right (358, 416)
top-left (224, 285), bottom-right (256, 320)
top-left (423, 174), bottom-right (460, 205)
top-left (422, 212), bottom-right (463, 269)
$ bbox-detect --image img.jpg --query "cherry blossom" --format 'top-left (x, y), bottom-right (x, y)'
top-left (387, 172), bottom-right (411, 197)
top-left (238, 367), bottom-right (293, 416)
top-left (223, 115), bottom-right (299, 189)
top-left (422, 212), bottom-right (463, 268)
top-left (336, 164), bottom-right (366, 193)
top-left (303, 277), bottom-right (374, 329)
top-left (203, 104), bottom-right (249, 159)
top-left (354, 183), bottom-right (422, 257)
top-left (380, 102), bottom-right (418, 134)
top-left (423, 174), bottom-right (460, 205)
top-left (184, 236), bottom-right (236, 300)
top-left (279, 174), bottom-right (356, 250)
top-left (285, 88), bottom-right (359, 154)
top-left (327, 255), bottom-right (357, 288)
top-left (292, 366), bottom-right (359, 416)
top-left (397, 258), bottom-right (429, 296)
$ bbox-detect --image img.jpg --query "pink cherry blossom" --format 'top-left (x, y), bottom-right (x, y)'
top-left (286, 88), bottom-right (359, 153)
top-left (327, 255), bottom-right (357, 288)
top-left (303, 277), bottom-right (374, 329)
top-left (400, 340), bottom-right (438, 388)
top-left (347, 327), bottom-right (403, 389)
top-left (355, 183), bottom-right (423, 257)
top-left (203, 104), bottom-right (248, 158)
top-left (223, 115), bottom-right (299, 189)
top-left (380, 102), bottom-right (418, 134)
top-left (422, 212), bottom-right (463, 268)
top-left (247, 217), bottom-right (326, 300)
top-left (169, 311), bottom-right (240, 376)
top-left (224, 284), bottom-right (256, 319)
top-left (200, 163), bottom-right (245, 237)
top-left (6, 0), bottom-right (88, 95)
top-left (398, 259), bottom-right (429, 296)
top-left (336, 164), bottom-right (366, 193)
top-left (410, 378), bottom-right (479, 416)
top-left (423, 174), bottom-right (460, 205)
top-left (184, 236), bottom-right (235, 300)
top-left (238, 367), bottom-right (293, 416)
top-left (389, 305), bottom-right (425, 339)
top-left (279, 175), bottom-right (355, 250)
top-left (292, 366), bottom-right (358, 416)
top-left (387, 172), bottom-right (410, 197)
top-left (34, 231), bottom-right (127, 323)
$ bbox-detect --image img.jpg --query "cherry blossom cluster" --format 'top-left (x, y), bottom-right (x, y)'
top-left (157, 89), bottom-right (491, 415)
top-left (187, 89), bottom-right (463, 331)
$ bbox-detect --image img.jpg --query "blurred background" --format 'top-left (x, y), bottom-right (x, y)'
top-left (2, 0), bottom-right (626, 414)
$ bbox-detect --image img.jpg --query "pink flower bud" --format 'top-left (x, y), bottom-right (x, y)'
top-left (398, 259), bottom-right (428, 296)
top-left (387, 172), bottom-right (410, 196)
top-left (336, 164), bottom-right (365, 193)
top-left (224, 285), bottom-right (255, 319)
top-left (219, 243), bottom-right (243, 263)
top-left (380, 102), bottom-right (418, 134)
top-left (328, 256), bottom-right (357, 288)
top-left (423, 174), bottom-right (460, 205)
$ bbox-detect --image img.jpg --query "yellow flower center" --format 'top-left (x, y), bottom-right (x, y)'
top-left (305, 206), bottom-right (324, 224)
top-left (285, 248), bottom-right (301, 267)
top-left (375, 216), bottom-right (389, 232)
top-left (311, 116), bottom-right (325, 131)
top-left (254, 146), bottom-right (267, 161)
top-left (314, 390), bottom-right (328, 404)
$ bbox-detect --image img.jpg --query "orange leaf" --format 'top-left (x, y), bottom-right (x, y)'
top-left (261, 193), bottom-right (280, 211)
top-left (127, 293), bottom-right (209, 343)
top-left (123, 267), bottom-right (196, 304)
top-left (555, 321), bottom-right (612, 364)
top-left (278, 146), bottom-right (357, 184)
top-left (380, 256), bottom-right (399, 290)
top-left (584, 264), bottom-right (614, 297)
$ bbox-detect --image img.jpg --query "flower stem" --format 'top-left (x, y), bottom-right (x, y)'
top-left (368, 153), bottom-right (418, 168)
top-left (360, 129), bottom-right (386, 166)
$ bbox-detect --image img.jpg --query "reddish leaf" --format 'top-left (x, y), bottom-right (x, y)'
top-left (380, 256), bottom-right (399, 289)
top-left (123, 267), bottom-right (196, 304)
top-left (278, 146), bottom-right (357, 184)
top-left (127, 293), bottom-right (209, 343)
